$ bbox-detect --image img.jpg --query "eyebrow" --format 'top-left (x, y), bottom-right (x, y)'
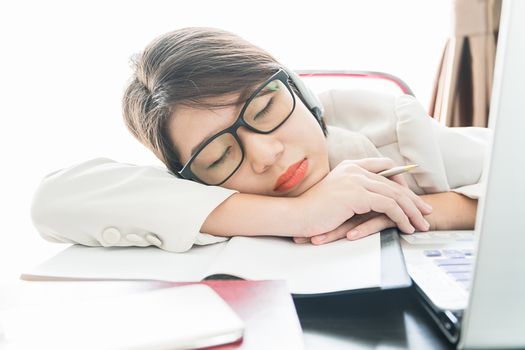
top-left (189, 88), bottom-right (276, 156)
top-left (191, 129), bottom-right (221, 156)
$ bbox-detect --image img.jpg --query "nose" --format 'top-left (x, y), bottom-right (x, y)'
top-left (238, 129), bottom-right (284, 174)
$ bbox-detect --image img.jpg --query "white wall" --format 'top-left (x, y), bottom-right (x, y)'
top-left (0, 0), bottom-right (451, 280)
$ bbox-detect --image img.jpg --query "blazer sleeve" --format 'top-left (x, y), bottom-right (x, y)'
top-left (30, 158), bottom-right (237, 252)
top-left (393, 94), bottom-right (491, 199)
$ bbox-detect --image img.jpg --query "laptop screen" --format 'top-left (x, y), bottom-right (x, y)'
top-left (459, 0), bottom-right (525, 348)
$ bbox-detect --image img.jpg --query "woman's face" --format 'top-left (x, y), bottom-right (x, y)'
top-left (168, 86), bottom-right (330, 197)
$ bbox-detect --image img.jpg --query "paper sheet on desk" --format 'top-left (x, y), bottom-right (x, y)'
top-left (23, 234), bottom-right (381, 295)
top-left (208, 235), bottom-right (380, 294)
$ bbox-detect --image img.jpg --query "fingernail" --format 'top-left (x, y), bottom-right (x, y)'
top-left (316, 235), bottom-right (326, 243)
top-left (348, 229), bottom-right (360, 240)
top-left (424, 219), bottom-right (430, 230)
top-left (425, 203), bottom-right (433, 211)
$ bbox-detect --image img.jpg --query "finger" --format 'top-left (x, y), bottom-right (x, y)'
top-left (389, 173), bottom-right (408, 187)
top-left (347, 215), bottom-right (395, 240)
top-left (293, 237), bottom-right (310, 244)
top-left (310, 229), bottom-right (347, 245)
top-left (310, 212), bottom-right (383, 245)
top-left (362, 178), bottom-right (430, 231)
top-left (349, 158), bottom-right (414, 191)
top-left (350, 160), bottom-right (433, 216)
top-left (367, 172), bottom-right (433, 216)
top-left (362, 192), bottom-right (415, 233)
top-left (310, 219), bottom-right (358, 245)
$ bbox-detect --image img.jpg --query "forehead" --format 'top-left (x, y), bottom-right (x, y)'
top-left (168, 94), bottom-right (243, 162)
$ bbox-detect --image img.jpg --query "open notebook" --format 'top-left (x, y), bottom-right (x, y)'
top-left (23, 228), bottom-right (411, 296)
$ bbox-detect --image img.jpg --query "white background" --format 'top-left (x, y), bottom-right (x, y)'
top-left (0, 0), bottom-right (451, 282)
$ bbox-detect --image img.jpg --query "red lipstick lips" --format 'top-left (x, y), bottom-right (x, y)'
top-left (274, 158), bottom-right (308, 193)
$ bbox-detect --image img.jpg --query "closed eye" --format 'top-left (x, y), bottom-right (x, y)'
top-left (253, 98), bottom-right (274, 120)
top-left (208, 146), bottom-right (232, 169)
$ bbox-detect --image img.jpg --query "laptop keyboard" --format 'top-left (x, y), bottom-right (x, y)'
top-left (402, 231), bottom-right (475, 244)
top-left (423, 249), bottom-right (475, 290)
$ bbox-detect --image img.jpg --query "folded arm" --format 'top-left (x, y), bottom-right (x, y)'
top-left (31, 158), bottom-right (430, 252)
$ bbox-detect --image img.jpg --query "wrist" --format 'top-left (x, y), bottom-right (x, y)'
top-left (289, 196), bottom-right (312, 237)
top-left (420, 192), bottom-right (478, 231)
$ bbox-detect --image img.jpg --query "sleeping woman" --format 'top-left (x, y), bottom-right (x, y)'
top-left (31, 27), bottom-right (490, 252)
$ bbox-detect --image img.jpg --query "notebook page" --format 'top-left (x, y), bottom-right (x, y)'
top-left (22, 242), bottom-right (227, 282)
top-left (205, 233), bottom-right (381, 295)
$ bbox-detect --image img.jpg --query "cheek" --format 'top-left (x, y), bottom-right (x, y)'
top-left (285, 108), bottom-right (327, 148)
top-left (220, 170), bottom-right (269, 195)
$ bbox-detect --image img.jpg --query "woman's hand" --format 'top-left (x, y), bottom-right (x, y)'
top-left (294, 191), bottom-right (478, 245)
top-left (293, 211), bottom-right (388, 244)
top-left (293, 211), bottom-right (395, 244)
top-left (294, 158), bottom-right (432, 239)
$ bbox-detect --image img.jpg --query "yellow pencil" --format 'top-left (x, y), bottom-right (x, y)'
top-left (378, 164), bottom-right (418, 178)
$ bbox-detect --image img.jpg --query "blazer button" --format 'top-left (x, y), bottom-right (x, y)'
top-left (101, 227), bottom-right (121, 247)
top-left (145, 233), bottom-right (162, 247)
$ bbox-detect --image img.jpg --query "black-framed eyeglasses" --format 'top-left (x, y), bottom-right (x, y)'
top-left (178, 68), bottom-right (296, 185)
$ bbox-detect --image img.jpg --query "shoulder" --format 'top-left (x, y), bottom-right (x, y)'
top-left (318, 89), bottom-right (397, 130)
top-left (319, 89), bottom-right (428, 147)
top-left (326, 125), bottom-right (382, 169)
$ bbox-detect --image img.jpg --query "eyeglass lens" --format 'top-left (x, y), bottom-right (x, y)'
top-left (189, 78), bottom-right (294, 185)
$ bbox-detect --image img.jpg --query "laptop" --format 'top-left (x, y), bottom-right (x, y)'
top-left (400, 0), bottom-right (525, 348)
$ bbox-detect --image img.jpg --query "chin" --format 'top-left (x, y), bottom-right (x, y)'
top-left (286, 171), bottom-right (325, 197)
top-left (285, 160), bottom-right (329, 197)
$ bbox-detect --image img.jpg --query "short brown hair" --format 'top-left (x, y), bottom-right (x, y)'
top-left (122, 27), bottom-right (324, 175)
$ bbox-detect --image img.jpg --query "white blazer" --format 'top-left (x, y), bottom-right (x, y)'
top-left (31, 90), bottom-right (491, 252)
